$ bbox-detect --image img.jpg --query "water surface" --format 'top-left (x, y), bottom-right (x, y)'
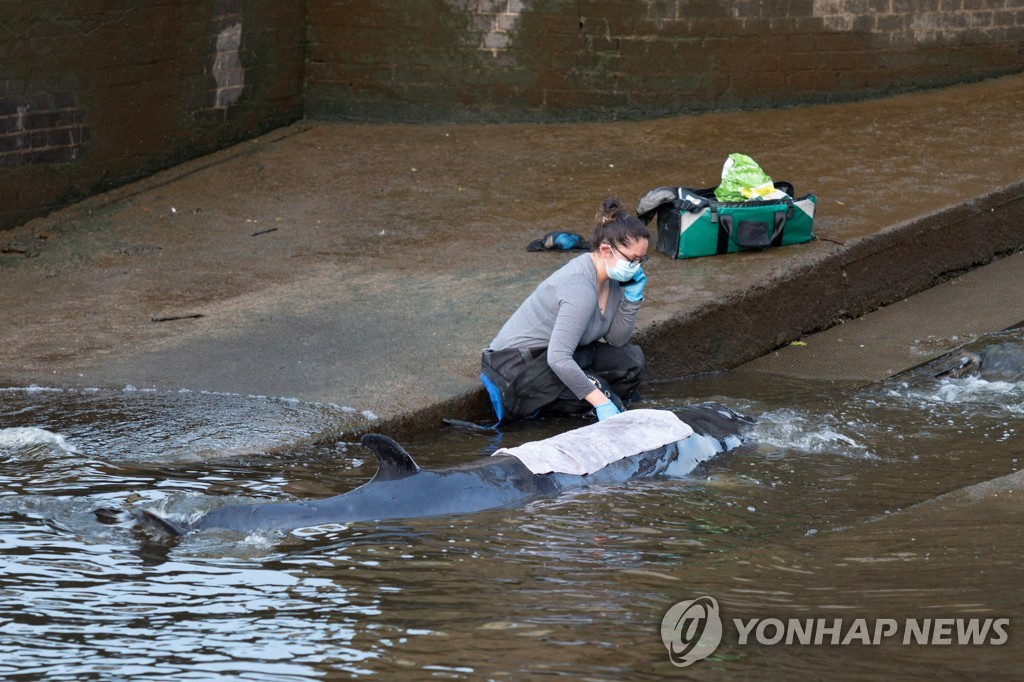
top-left (2, 353), bottom-right (1022, 680)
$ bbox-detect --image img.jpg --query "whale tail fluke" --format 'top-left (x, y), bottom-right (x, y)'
top-left (94, 506), bottom-right (131, 524)
top-left (135, 509), bottom-right (186, 539)
top-left (94, 506), bottom-right (186, 540)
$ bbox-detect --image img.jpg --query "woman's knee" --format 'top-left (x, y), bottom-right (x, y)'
top-left (590, 342), bottom-right (645, 374)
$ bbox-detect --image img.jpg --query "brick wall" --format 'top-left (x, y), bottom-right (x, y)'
top-left (0, 78), bottom-right (89, 169)
top-left (306, 0), bottom-right (1024, 122)
top-left (3, 2), bottom-right (1022, 229)
top-left (0, 1), bottom-right (304, 230)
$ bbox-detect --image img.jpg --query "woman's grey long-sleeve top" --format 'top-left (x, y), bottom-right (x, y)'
top-left (486, 253), bottom-right (642, 399)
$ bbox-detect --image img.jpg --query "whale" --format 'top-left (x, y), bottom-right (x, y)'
top-left (916, 329), bottom-right (1024, 381)
top-left (932, 343), bottom-right (1024, 380)
top-left (95, 404), bottom-right (750, 540)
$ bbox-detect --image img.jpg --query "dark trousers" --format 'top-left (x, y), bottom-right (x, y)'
top-left (481, 342), bottom-right (645, 421)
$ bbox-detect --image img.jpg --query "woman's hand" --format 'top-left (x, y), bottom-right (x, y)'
top-left (586, 387), bottom-right (621, 421)
top-left (595, 401), bottom-right (621, 421)
top-left (623, 269), bottom-right (646, 302)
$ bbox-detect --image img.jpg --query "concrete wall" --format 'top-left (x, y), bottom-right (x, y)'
top-left (4, 1), bottom-right (1023, 230)
top-left (0, 1), bottom-right (304, 230)
top-left (306, 0), bottom-right (1024, 122)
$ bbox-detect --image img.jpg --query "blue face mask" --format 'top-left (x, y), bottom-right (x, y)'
top-left (605, 252), bottom-right (641, 282)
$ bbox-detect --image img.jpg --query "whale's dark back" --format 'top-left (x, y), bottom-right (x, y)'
top-left (96, 403), bottom-right (753, 539)
top-left (675, 403), bottom-right (753, 445)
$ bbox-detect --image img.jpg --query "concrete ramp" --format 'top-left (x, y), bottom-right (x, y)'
top-left (735, 251), bottom-right (1024, 384)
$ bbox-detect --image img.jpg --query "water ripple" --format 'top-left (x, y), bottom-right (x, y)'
top-left (2, 369), bottom-right (1024, 678)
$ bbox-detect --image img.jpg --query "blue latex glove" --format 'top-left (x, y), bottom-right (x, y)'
top-left (623, 268), bottom-right (646, 302)
top-left (595, 400), bottom-right (621, 421)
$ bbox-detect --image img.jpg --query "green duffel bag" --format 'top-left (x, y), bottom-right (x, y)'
top-left (637, 183), bottom-right (817, 259)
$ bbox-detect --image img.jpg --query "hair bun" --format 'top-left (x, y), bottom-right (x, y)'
top-left (597, 196), bottom-right (625, 225)
top-left (591, 195), bottom-right (650, 250)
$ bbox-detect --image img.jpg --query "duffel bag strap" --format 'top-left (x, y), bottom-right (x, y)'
top-left (770, 205), bottom-right (788, 247)
top-left (712, 204), bottom-right (730, 255)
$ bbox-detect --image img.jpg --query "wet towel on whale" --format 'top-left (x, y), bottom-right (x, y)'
top-left (492, 409), bottom-right (693, 475)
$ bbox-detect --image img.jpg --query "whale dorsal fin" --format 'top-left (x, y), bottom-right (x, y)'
top-left (361, 433), bottom-right (421, 482)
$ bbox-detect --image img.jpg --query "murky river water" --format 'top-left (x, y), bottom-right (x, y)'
top-left (2, 337), bottom-right (1023, 680)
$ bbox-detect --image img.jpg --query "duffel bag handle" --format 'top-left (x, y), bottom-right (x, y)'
top-left (716, 205), bottom-right (789, 252)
